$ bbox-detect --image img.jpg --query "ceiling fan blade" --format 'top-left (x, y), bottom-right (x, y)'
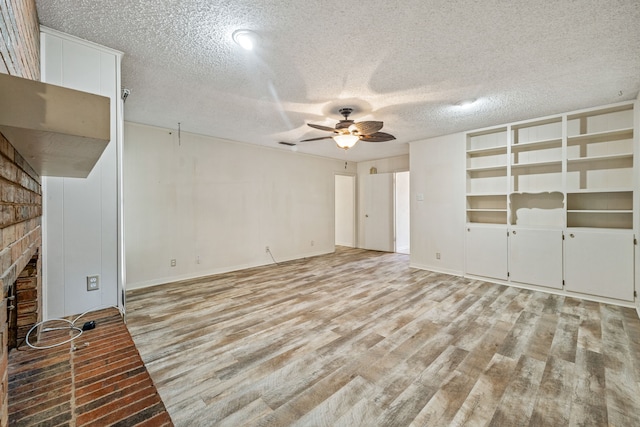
top-left (360, 132), bottom-right (396, 142)
top-left (300, 136), bottom-right (335, 142)
top-left (307, 123), bottom-right (336, 132)
top-left (352, 121), bottom-right (383, 135)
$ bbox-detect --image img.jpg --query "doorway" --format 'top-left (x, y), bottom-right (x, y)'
top-left (335, 175), bottom-right (356, 247)
top-left (359, 171), bottom-right (410, 254)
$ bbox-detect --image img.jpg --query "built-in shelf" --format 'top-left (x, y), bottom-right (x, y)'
top-left (567, 188), bottom-right (634, 194)
top-left (467, 126), bottom-right (514, 225)
top-left (466, 145), bottom-right (508, 156)
top-left (511, 160), bottom-right (562, 170)
top-left (466, 101), bottom-right (635, 229)
top-left (567, 153), bottom-right (633, 163)
top-left (511, 138), bottom-right (562, 152)
top-left (466, 193), bottom-right (507, 197)
top-left (466, 165), bottom-right (508, 173)
top-left (567, 128), bottom-right (633, 145)
top-left (567, 210), bottom-right (632, 214)
top-left (466, 211), bottom-right (508, 224)
top-left (566, 212), bottom-right (633, 229)
top-left (511, 190), bottom-right (561, 195)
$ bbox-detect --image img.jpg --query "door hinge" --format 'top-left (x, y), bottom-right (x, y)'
top-left (634, 238), bottom-right (637, 245)
top-left (507, 231), bottom-right (509, 236)
top-left (562, 280), bottom-right (565, 286)
top-left (507, 272), bottom-right (510, 278)
top-left (562, 234), bottom-right (565, 240)
top-left (634, 290), bottom-right (637, 297)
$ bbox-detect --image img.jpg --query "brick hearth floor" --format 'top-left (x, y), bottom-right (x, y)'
top-left (7, 308), bottom-right (173, 426)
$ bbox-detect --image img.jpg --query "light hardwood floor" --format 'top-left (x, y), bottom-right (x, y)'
top-left (126, 247), bottom-right (640, 426)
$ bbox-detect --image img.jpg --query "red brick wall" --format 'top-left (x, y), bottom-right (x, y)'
top-left (0, 1), bottom-right (41, 425)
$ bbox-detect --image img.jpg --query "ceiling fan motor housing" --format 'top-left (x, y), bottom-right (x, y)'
top-left (338, 107), bottom-right (354, 118)
top-left (336, 108), bottom-right (355, 131)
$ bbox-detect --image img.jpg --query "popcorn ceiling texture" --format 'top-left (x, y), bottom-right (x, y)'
top-left (36, 0), bottom-right (640, 161)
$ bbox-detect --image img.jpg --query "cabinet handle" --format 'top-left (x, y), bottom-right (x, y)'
top-left (570, 233), bottom-right (575, 238)
top-left (467, 228), bottom-right (470, 232)
top-left (512, 230), bottom-right (516, 235)
top-left (365, 214), bottom-right (369, 218)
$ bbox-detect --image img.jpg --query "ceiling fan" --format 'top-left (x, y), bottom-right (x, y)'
top-left (301, 107), bottom-right (396, 150)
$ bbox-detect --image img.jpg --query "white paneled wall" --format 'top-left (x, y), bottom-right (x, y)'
top-left (41, 28), bottom-right (122, 318)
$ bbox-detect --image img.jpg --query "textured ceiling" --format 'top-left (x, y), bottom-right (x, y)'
top-left (36, 0), bottom-right (640, 162)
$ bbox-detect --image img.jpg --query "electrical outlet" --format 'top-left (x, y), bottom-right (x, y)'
top-left (87, 275), bottom-right (100, 291)
top-left (265, 246), bottom-right (270, 253)
top-left (436, 252), bottom-right (441, 260)
top-left (170, 259), bottom-right (176, 267)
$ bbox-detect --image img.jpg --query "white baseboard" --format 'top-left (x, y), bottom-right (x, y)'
top-left (126, 249), bottom-right (333, 292)
top-left (409, 262), bottom-right (464, 277)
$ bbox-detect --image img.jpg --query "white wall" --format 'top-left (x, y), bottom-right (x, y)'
top-left (335, 175), bottom-right (355, 247)
top-left (124, 122), bottom-right (357, 289)
top-left (356, 155), bottom-right (409, 248)
top-left (409, 133), bottom-right (466, 275)
top-left (41, 29), bottom-right (122, 318)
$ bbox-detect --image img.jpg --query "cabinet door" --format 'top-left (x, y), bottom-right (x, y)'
top-left (465, 225), bottom-right (508, 280)
top-left (564, 230), bottom-right (634, 301)
top-left (509, 228), bottom-right (563, 289)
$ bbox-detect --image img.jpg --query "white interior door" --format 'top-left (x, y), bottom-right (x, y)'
top-left (362, 173), bottom-right (394, 252)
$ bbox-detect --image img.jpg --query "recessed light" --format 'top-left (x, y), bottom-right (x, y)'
top-left (456, 99), bottom-right (477, 108)
top-left (232, 29), bottom-right (260, 51)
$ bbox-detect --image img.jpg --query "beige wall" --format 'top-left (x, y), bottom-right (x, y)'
top-left (124, 122), bottom-right (358, 289)
top-left (409, 133), bottom-right (466, 275)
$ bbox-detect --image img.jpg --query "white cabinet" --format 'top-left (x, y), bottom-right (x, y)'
top-left (509, 228), bottom-right (563, 289)
top-left (465, 225), bottom-right (508, 280)
top-left (564, 230), bottom-right (634, 301)
top-left (464, 101), bottom-right (637, 303)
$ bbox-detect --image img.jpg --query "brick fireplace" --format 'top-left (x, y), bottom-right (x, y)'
top-left (7, 252), bottom-right (41, 349)
top-left (0, 1), bottom-right (42, 425)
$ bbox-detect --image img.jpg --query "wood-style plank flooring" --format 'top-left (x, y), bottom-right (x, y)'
top-left (126, 247), bottom-right (640, 426)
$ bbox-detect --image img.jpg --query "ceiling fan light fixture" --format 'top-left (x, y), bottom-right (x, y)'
top-left (333, 134), bottom-right (360, 150)
top-left (232, 29), bottom-right (259, 51)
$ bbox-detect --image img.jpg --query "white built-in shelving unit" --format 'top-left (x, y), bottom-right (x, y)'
top-left (465, 101), bottom-right (637, 303)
